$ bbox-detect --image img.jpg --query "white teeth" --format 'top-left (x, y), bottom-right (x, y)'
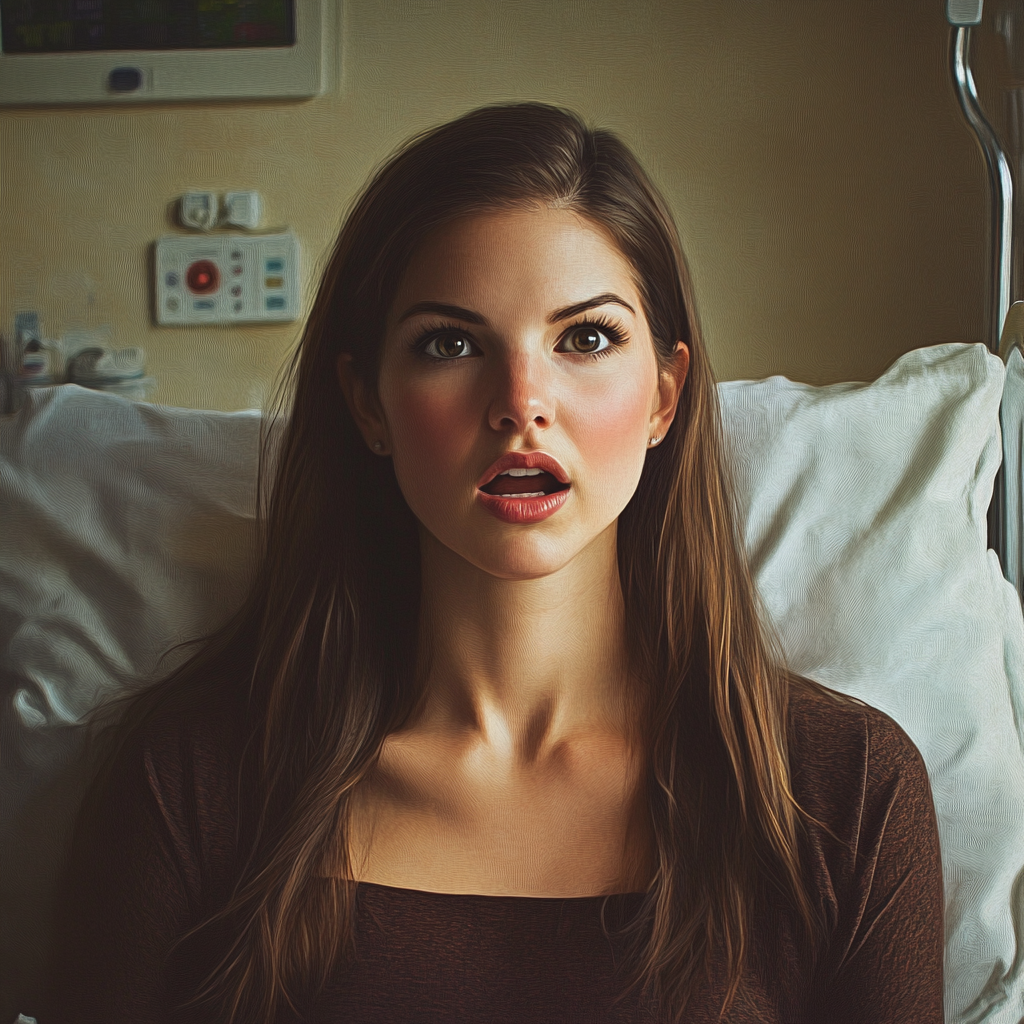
top-left (500, 467), bottom-right (543, 477)
top-left (516, 491), bottom-right (546, 498)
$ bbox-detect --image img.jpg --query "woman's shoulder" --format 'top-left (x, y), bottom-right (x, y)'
top-left (787, 675), bottom-right (927, 781)
top-left (82, 685), bottom-right (251, 894)
top-left (47, 687), bottom-right (253, 1021)
top-left (109, 684), bottom-right (249, 791)
top-left (780, 679), bottom-right (944, 1017)
top-left (784, 676), bottom-right (937, 865)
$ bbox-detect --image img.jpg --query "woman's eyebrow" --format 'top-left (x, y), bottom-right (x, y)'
top-left (396, 293), bottom-right (636, 326)
top-left (396, 301), bottom-right (487, 325)
top-left (548, 293), bottom-right (636, 323)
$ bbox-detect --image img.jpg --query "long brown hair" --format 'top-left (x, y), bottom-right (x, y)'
top-left (97, 101), bottom-right (822, 1021)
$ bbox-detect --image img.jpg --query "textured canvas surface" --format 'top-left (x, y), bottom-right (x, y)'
top-left (2, 345), bottom-right (1023, 1021)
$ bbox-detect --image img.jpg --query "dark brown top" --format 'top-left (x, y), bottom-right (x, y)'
top-left (43, 683), bottom-right (944, 1023)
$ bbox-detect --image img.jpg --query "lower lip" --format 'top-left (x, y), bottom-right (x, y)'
top-left (477, 486), bottom-right (570, 524)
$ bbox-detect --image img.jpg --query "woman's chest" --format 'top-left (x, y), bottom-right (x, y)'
top-left (299, 886), bottom-right (798, 1024)
top-left (340, 733), bottom-right (655, 897)
top-left (307, 887), bottom-right (661, 1023)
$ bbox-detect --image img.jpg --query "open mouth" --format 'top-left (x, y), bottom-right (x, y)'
top-left (479, 469), bottom-right (571, 499)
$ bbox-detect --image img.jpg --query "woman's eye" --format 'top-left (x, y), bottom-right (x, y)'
top-left (424, 334), bottom-right (474, 359)
top-left (560, 325), bottom-right (612, 355)
top-left (415, 320), bottom-right (625, 361)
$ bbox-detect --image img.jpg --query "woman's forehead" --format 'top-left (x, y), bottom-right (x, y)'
top-left (389, 207), bottom-right (644, 326)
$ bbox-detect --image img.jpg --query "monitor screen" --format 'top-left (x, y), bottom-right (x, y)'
top-left (1, 1), bottom-right (296, 55)
top-left (0, 0), bottom-right (324, 105)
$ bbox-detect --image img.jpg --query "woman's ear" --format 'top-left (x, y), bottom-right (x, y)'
top-left (336, 353), bottom-right (390, 453)
top-left (649, 341), bottom-right (690, 442)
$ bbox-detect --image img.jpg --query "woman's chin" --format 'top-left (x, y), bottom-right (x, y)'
top-left (454, 539), bottom-right (577, 583)
top-left (419, 518), bottom-right (620, 586)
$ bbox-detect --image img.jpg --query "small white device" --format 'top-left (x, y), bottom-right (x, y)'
top-left (947, 0), bottom-right (984, 26)
top-left (155, 233), bottom-right (300, 326)
top-left (222, 191), bottom-right (263, 230)
top-left (179, 192), bottom-right (219, 232)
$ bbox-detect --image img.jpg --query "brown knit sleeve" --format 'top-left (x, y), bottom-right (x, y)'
top-left (799, 694), bottom-right (945, 1023)
top-left (42, 706), bottom-right (240, 1024)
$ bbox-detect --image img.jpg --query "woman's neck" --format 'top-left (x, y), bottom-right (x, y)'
top-left (409, 522), bottom-right (640, 765)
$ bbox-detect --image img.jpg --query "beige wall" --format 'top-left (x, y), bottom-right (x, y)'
top-left (0, 0), bottom-right (1009, 411)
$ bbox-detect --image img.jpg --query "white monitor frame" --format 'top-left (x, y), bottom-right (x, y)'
top-left (0, 0), bottom-right (327, 106)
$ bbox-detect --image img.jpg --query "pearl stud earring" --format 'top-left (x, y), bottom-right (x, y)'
top-left (648, 436), bottom-right (661, 446)
top-left (372, 441), bottom-right (384, 452)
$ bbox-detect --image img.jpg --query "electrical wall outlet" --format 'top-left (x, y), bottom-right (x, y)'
top-left (155, 232), bottom-right (300, 325)
top-left (223, 191), bottom-right (262, 229)
top-left (179, 192), bottom-right (218, 231)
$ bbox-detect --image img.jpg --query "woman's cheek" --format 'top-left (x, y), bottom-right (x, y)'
top-left (573, 378), bottom-right (650, 491)
top-left (387, 384), bottom-right (477, 506)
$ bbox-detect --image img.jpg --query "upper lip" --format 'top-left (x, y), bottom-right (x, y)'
top-left (477, 450), bottom-right (571, 489)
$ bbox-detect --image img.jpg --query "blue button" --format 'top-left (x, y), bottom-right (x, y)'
top-left (265, 258), bottom-right (284, 273)
top-left (266, 296), bottom-right (286, 310)
top-left (108, 67), bottom-right (142, 92)
top-left (165, 272), bottom-right (179, 287)
top-left (194, 299), bottom-right (215, 310)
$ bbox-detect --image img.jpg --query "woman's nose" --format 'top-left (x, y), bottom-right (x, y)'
top-left (486, 348), bottom-right (555, 435)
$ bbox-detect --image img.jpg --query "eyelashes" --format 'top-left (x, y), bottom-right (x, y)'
top-left (409, 320), bottom-right (472, 360)
top-left (561, 313), bottom-right (630, 359)
top-left (409, 313), bottom-right (631, 363)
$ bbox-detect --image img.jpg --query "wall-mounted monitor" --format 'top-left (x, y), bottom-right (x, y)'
top-left (0, 0), bottom-right (328, 106)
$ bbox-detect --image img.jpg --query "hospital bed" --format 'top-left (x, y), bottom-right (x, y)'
top-left (3, 3), bottom-right (1024, 1022)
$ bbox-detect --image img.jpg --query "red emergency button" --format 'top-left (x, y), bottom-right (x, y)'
top-left (186, 260), bottom-right (220, 294)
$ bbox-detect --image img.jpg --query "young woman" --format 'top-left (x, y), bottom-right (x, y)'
top-left (45, 102), bottom-right (944, 1023)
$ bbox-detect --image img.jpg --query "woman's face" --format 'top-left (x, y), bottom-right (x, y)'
top-left (340, 205), bottom-right (688, 580)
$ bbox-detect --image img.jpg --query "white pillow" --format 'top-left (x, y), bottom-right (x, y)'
top-left (720, 342), bottom-right (1024, 1024)
top-left (3, 346), bottom-right (1024, 1024)
top-left (1, 386), bottom-right (261, 727)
